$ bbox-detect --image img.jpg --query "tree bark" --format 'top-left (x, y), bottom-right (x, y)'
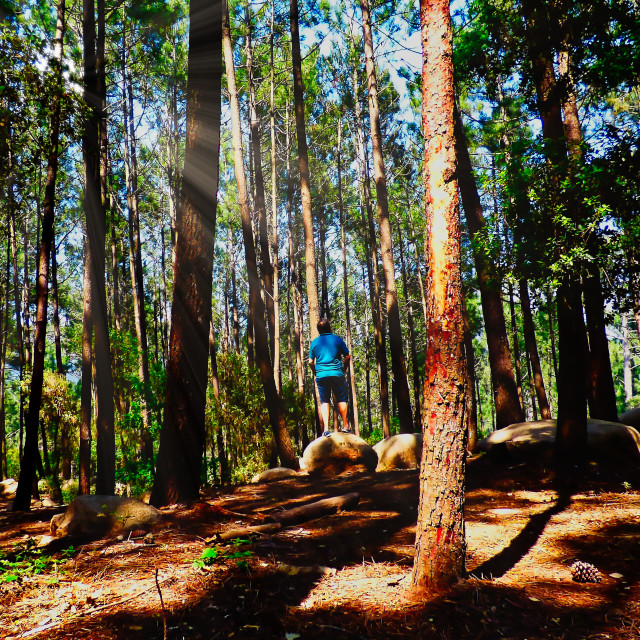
top-left (508, 283), bottom-right (525, 415)
top-left (360, 0), bottom-right (413, 433)
top-left (223, 0), bottom-right (298, 470)
top-left (520, 281), bottom-right (552, 419)
top-left (352, 66), bottom-right (390, 437)
top-left (412, 0), bottom-right (466, 591)
top-left (338, 117), bottom-right (359, 434)
top-left (0, 236), bottom-right (9, 479)
top-left (13, 0), bottom-right (65, 511)
top-left (453, 107), bottom-right (524, 429)
top-left (79, 238), bottom-right (93, 496)
top-left (121, 39), bottom-right (154, 458)
top-left (151, 0), bottom-right (223, 506)
top-left (289, 0), bottom-right (320, 338)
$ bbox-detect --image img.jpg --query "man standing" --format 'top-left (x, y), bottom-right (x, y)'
top-left (309, 318), bottom-right (352, 436)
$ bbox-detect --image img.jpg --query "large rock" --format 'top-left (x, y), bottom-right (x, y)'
top-left (373, 433), bottom-right (423, 471)
top-left (477, 419), bottom-right (640, 462)
top-left (0, 478), bottom-right (18, 499)
top-left (50, 495), bottom-right (161, 538)
top-left (302, 432), bottom-right (378, 476)
top-left (620, 407), bottom-right (640, 432)
top-left (251, 467), bottom-right (299, 483)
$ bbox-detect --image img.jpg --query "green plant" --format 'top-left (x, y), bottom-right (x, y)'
top-left (0, 539), bottom-right (73, 583)
top-left (193, 539), bottom-right (253, 569)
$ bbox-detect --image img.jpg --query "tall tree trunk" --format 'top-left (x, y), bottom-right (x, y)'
top-left (412, 0), bottom-right (466, 591)
top-left (520, 280), bottom-right (552, 419)
top-left (289, 0), bottom-right (319, 337)
top-left (246, 11), bottom-right (276, 368)
top-left (338, 117), bottom-right (359, 434)
top-left (360, 0), bottom-right (413, 432)
top-left (224, 0), bottom-right (298, 470)
top-left (352, 66), bottom-right (390, 436)
top-left (121, 40), bottom-right (154, 457)
top-left (508, 283), bottom-right (525, 415)
top-left (209, 320), bottom-right (228, 484)
top-left (0, 236), bottom-right (9, 479)
top-left (453, 107), bottom-right (524, 429)
top-left (151, 0), bottom-right (223, 506)
top-left (229, 227), bottom-right (240, 355)
top-left (13, 0), bottom-right (65, 511)
top-left (269, 5), bottom-right (281, 393)
top-left (462, 297), bottom-right (478, 452)
top-left (79, 239), bottom-right (93, 495)
top-left (622, 314), bottom-right (634, 406)
top-left (397, 218), bottom-right (422, 431)
top-left (522, 0), bottom-right (588, 464)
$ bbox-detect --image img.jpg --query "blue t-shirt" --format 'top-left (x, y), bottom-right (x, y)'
top-left (309, 333), bottom-right (349, 379)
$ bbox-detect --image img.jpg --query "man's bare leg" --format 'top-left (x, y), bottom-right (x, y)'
top-left (338, 401), bottom-right (349, 432)
top-left (320, 402), bottom-right (331, 434)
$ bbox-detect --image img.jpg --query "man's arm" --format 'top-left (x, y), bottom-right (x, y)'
top-left (342, 353), bottom-right (351, 372)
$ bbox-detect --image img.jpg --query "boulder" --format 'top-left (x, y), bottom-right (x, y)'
top-left (477, 419), bottom-right (640, 462)
top-left (302, 432), bottom-right (378, 476)
top-left (251, 467), bottom-right (299, 483)
top-left (620, 407), bottom-right (640, 432)
top-left (50, 495), bottom-right (161, 538)
top-left (374, 433), bottom-right (423, 471)
top-left (0, 478), bottom-right (18, 499)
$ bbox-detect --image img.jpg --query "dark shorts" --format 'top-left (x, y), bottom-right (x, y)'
top-left (316, 375), bottom-right (349, 404)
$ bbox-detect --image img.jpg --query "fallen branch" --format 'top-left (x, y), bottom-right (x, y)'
top-left (208, 521), bottom-right (282, 543)
top-left (265, 492), bottom-right (360, 525)
top-left (207, 492), bottom-right (360, 544)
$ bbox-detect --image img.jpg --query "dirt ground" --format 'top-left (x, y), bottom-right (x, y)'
top-left (1, 455), bottom-right (640, 640)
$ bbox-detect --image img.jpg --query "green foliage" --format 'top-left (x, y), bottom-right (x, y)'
top-left (193, 539), bottom-right (253, 570)
top-left (115, 460), bottom-right (155, 497)
top-left (0, 538), bottom-right (73, 584)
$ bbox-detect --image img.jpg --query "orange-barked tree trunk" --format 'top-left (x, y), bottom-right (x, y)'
top-left (150, 0), bottom-right (223, 506)
top-left (411, 0), bottom-right (467, 592)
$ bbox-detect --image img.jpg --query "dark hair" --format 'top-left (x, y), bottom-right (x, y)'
top-left (317, 317), bottom-right (332, 334)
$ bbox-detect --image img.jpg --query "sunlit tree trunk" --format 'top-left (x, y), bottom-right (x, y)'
top-left (508, 283), bottom-right (525, 416)
top-left (79, 239), bottom-right (92, 495)
top-left (13, 0), bottom-right (65, 511)
top-left (462, 297), bottom-right (478, 451)
top-left (151, 0), bottom-right (223, 506)
top-left (622, 314), bottom-right (634, 405)
top-left (412, 0), bottom-right (466, 591)
top-left (360, 0), bottom-right (413, 433)
top-left (0, 237), bottom-right (9, 479)
top-left (224, 0), bottom-right (298, 469)
top-left (453, 107), bottom-right (524, 429)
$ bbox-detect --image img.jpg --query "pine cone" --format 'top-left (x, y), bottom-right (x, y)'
top-left (570, 561), bottom-right (602, 583)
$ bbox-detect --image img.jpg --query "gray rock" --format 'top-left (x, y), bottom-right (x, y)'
top-left (373, 433), bottom-right (423, 471)
top-left (620, 407), bottom-right (640, 432)
top-left (477, 418), bottom-right (640, 462)
top-left (251, 467), bottom-right (299, 483)
top-left (50, 495), bottom-right (161, 538)
top-left (302, 432), bottom-right (378, 476)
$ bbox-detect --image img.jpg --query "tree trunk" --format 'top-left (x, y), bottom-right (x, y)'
top-left (412, 0), bottom-right (466, 591)
top-left (79, 238), bottom-right (93, 495)
top-left (520, 280), bottom-right (551, 419)
top-left (360, 0), bottom-right (413, 433)
top-left (13, 0), bottom-right (65, 511)
top-left (397, 218), bottom-right (422, 431)
top-left (0, 237), bottom-right (9, 479)
top-left (508, 283), bottom-right (525, 416)
top-left (121, 40), bottom-right (154, 458)
top-left (209, 320), bottom-right (228, 485)
top-left (246, 11), bottom-right (276, 368)
top-left (289, 0), bottom-right (319, 339)
top-left (622, 314), bottom-right (634, 406)
top-left (224, 0), bottom-right (298, 470)
top-left (352, 66), bottom-right (390, 436)
top-left (462, 297), bottom-right (478, 452)
top-left (151, 0), bottom-right (223, 506)
top-left (522, 0), bottom-right (588, 464)
top-left (453, 107), bottom-right (524, 429)
top-left (270, 6), bottom-right (281, 393)
top-left (338, 117), bottom-right (359, 434)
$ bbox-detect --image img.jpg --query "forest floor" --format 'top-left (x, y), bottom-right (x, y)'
top-left (1, 454), bottom-right (640, 640)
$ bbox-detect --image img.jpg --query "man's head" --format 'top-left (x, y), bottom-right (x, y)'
top-left (317, 317), bottom-right (332, 334)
